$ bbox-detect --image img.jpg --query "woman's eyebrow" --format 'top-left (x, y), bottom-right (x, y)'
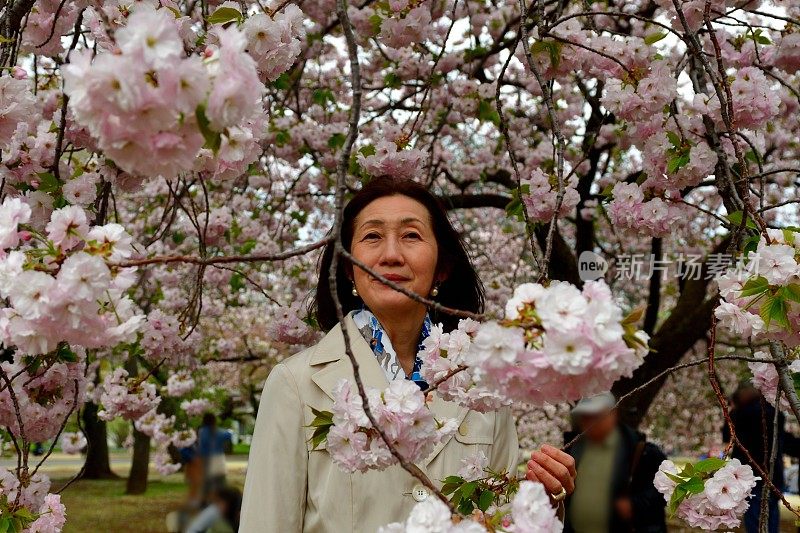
top-left (357, 217), bottom-right (425, 230)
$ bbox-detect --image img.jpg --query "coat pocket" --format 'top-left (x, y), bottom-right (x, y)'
top-left (453, 412), bottom-right (495, 445)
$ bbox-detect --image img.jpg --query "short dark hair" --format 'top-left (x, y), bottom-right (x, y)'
top-left (310, 176), bottom-right (484, 332)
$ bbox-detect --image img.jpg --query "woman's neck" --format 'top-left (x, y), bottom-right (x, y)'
top-left (370, 306), bottom-right (427, 375)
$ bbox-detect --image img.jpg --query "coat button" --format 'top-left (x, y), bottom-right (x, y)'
top-left (412, 485), bottom-right (429, 502)
top-left (458, 422), bottom-right (468, 436)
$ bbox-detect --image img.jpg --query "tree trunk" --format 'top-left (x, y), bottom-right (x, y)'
top-left (125, 428), bottom-right (150, 495)
top-left (79, 401), bottom-right (118, 480)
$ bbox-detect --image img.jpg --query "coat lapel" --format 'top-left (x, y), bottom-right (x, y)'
top-left (309, 313), bottom-right (470, 470)
top-left (310, 314), bottom-right (389, 401)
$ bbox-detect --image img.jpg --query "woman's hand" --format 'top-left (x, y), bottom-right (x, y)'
top-left (525, 444), bottom-right (577, 500)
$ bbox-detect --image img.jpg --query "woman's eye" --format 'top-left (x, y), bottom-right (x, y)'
top-left (362, 232), bottom-right (380, 241)
top-left (404, 232), bottom-right (421, 240)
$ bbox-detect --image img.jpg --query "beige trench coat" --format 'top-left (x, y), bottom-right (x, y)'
top-left (240, 314), bottom-right (520, 532)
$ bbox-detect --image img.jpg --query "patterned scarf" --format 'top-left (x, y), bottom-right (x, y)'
top-left (351, 308), bottom-right (430, 390)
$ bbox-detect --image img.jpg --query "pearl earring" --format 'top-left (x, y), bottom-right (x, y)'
top-left (351, 283), bottom-right (358, 297)
top-left (430, 284), bottom-right (439, 297)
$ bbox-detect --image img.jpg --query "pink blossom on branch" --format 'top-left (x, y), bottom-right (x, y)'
top-left (326, 379), bottom-right (457, 473)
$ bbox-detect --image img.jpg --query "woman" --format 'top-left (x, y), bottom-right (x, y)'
top-left (240, 177), bottom-right (576, 531)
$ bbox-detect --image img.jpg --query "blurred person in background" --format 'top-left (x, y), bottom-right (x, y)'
top-left (563, 392), bottom-right (667, 533)
top-left (185, 486), bottom-right (242, 533)
top-left (197, 413), bottom-right (231, 503)
top-left (723, 381), bottom-right (800, 533)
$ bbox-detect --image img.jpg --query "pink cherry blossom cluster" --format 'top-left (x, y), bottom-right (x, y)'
top-left (715, 230), bottom-right (800, 347)
top-left (61, 3), bottom-right (288, 180)
top-left (0, 76), bottom-right (38, 147)
top-left (20, 0), bottom-right (82, 57)
top-left (165, 371), bottom-right (195, 397)
top-left (1, 121), bottom-right (57, 198)
top-left (266, 302), bottom-right (320, 346)
top-left (607, 182), bottom-right (692, 238)
top-left (60, 432), bottom-right (87, 455)
top-left (419, 318), bottom-right (511, 413)
top-left (134, 408), bottom-right (196, 475)
top-left (655, 459), bottom-right (758, 530)
top-left (520, 168), bottom-right (580, 223)
top-left (507, 481), bottom-right (563, 532)
top-left (181, 398), bottom-right (213, 417)
top-left (0, 202), bottom-right (143, 357)
top-left (748, 354), bottom-right (800, 410)
top-left (98, 368), bottom-right (159, 422)
top-left (456, 450), bottom-right (489, 482)
top-left (26, 492), bottom-right (67, 533)
top-left (378, 497), bottom-right (487, 533)
top-left (140, 310), bottom-right (197, 368)
top-left (326, 378), bottom-right (458, 473)
top-left (378, 480), bottom-right (561, 532)
top-left (377, 4), bottom-right (432, 50)
top-left (243, 5), bottom-right (306, 82)
top-left (0, 469), bottom-right (61, 527)
top-left (601, 62), bottom-right (677, 126)
top-left (464, 281), bottom-right (649, 405)
top-left (357, 141), bottom-right (427, 181)
top-left (0, 356), bottom-right (86, 443)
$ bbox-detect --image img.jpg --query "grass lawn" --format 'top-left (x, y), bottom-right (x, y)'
top-left (54, 476), bottom-right (188, 533)
top-left (50, 469), bottom-right (246, 533)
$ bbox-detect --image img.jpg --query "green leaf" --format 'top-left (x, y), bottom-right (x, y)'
top-left (760, 293), bottom-right (790, 330)
top-left (207, 6), bottom-right (243, 25)
top-left (327, 133), bottom-right (346, 150)
top-left (383, 72), bottom-right (402, 89)
top-left (442, 475), bottom-right (464, 485)
top-left (782, 284), bottom-right (800, 304)
top-left (726, 210), bottom-right (758, 230)
top-left (666, 131), bottom-right (681, 148)
top-left (680, 476), bottom-right (706, 494)
top-left (36, 171), bottom-right (61, 194)
top-left (312, 89), bottom-right (335, 107)
top-left (668, 485), bottom-right (688, 516)
top-left (621, 306), bottom-right (645, 326)
top-left (441, 482), bottom-right (460, 496)
top-left (460, 481), bottom-right (478, 499)
top-left (740, 275), bottom-right (770, 297)
top-left (743, 234), bottom-right (760, 255)
top-left (0, 517), bottom-right (9, 533)
top-left (457, 498), bottom-right (475, 515)
top-left (477, 99), bottom-right (500, 125)
top-left (274, 129), bottom-right (291, 147)
top-left (272, 73), bottom-right (290, 91)
top-left (478, 490), bottom-right (494, 512)
top-left (666, 152), bottom-right (690, 173)
top-left (463, 45), bottom-right (489, 62)
top-left (195, 104), bottom-right (221, 153)
top-left (693, 457), bottom-right (726, 474)
top-left (229, 272), bottom-right (245, 292)
top-left (645, 32), bottom-right (667, 45)
top-left (368, 13), bottom-right (383, 35)
top-left (664, 471), bottom-right (687, 484)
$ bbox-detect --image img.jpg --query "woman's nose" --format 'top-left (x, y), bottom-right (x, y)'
top-left (378, 236), bottom-right (404, 265)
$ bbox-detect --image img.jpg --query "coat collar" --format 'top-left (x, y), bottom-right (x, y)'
top-left (309, 314), bottom-right (469, 468)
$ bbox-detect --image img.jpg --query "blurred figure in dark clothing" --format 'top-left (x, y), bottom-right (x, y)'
top-left (723, 381), bottom-right (800, 533)
top-left (563, 392), bottom-right (667, 533)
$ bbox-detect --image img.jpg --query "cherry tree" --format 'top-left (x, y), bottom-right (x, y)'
top-left (0, 0), bottom-right (800, 530)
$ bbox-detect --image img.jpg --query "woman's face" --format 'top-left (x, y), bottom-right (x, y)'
top-left (350, 195), bottom-right (439, 319)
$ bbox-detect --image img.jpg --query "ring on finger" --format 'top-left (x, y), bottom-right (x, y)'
top-left (551, 486), bottom-right (567, 502)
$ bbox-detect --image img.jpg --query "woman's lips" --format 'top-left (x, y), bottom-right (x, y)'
top-left (377, 274), bottom-right (410, 282)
